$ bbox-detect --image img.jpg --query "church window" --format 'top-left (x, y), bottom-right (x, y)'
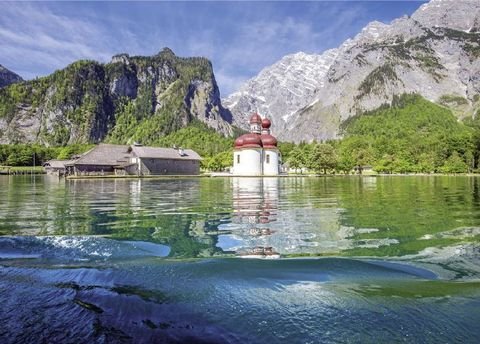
top-left (237, 154), bottom-right (240, 164)
top-left (266, 154), bottom-right (270, 164)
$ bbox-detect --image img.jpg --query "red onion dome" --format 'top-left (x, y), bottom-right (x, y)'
top-left (261, 118), bottom-right (271, 129)
top-left (260, 134), bottom-right (277, 148)
top-left (249, 113), bottom-right (262, 124)
top-left (234, 136), bottom-right (244, 148)
top-left (238, 133), bottom-right (262, 148)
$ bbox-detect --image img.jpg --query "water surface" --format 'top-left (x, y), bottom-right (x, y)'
top-left (1, 176), bottom-right (479, 342)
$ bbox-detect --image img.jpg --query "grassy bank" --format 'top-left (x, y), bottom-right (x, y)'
top-left (0, 166), bottom-right (45, 175)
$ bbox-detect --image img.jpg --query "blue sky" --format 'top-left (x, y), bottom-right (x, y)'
top-left (0, 1), bottom-right (427, 96)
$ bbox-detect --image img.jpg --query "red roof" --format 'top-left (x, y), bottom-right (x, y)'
top-left (235, 133), bottom-right (262, 148)
top-left (262, 118), bottom-right (271, 129)
top-left (234, 113), bottom-right (277, 149)
top-left (234, 136), bottom-right (244, 148)
top-left (260, 133), bottom-right (277, 148)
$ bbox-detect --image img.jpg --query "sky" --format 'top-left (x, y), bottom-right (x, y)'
top-left (0, 1), bottom-right (427, 97)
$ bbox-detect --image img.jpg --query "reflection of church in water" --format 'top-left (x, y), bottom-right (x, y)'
top-left (218, 178), bottom-right (281, 258)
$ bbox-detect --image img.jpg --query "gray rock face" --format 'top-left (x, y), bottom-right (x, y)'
top-left (411, 0), bottom-right (480, 32)
top-left (185, 79), bottom-right (233, 135)
top-left (224, 0), bottom-right (480, 142)
top-left (223, 50), bottom-right (338, 135)
top-left (0, 64), bottom-right (23, 88)
top-left (109, 69), bottom-right (138, 99)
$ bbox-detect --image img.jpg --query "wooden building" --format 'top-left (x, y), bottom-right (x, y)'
top-left (131, 146), bottom-right (201, 176)
top-left (43, 159), bottom-right (76, 176)
top-left (68, 144), bottom-right (201, 176)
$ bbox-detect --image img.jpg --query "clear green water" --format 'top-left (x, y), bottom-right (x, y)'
top-left (1, 175), bottom-right (479, 343)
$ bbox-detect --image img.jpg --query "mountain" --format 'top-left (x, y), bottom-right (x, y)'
top-left (224, 0), bottom-right (480, 142)
top-left (222, 50), bottom-right (338, 135)
top-left (0, 64), bottom-right (23, 88)
top-left (0, 48), bottom-right (232, 145)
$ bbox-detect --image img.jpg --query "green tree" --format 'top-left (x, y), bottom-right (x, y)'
top-left (6, 153), bottom-right (20, 166)
top-left (308, 143), bottom-right (337, 174)
top-left (336, 154), bottom-right (355, 174)
top-left (278, 142), bottom-right (295, 163)
top-left (440, 152), bottom-right (468, 173)
top-left (286, 146), bottom-right (304, 173)
top-left (416, 153), bottom-right (435, 173)
top-left (56, 146), bottom-right (76, 160)
top-left (6, 146), bottom-right (32, 166)
top-left (374, 154), bottom-right (394, 174)
top-left (352, 147), bottom-right (374, 174)
top-left (205, 150), bottom-right (233, 171)
top-left (392, 158), bottom-right (412, 174)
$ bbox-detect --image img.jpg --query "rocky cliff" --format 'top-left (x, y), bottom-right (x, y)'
top-left (0, 64), bottom-right (23, 89)
top-left (224, 0), bottom-right (480, 142)
top-left (222, 50), bottom-right (338, 135)
top-left (0, 48), bottom-right (232, 145)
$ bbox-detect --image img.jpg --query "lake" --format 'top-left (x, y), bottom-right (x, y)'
top-left (1, 175), bottom-right (479, 343)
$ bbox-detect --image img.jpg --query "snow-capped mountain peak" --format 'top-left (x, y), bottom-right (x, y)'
top-left (223, 48), bottom-right (339, 130)
top-left (223, 0), bottom-right (480, 142)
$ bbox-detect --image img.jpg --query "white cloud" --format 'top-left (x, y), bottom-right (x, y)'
top-left (0, 2), bottom-right (125, 78)
top-left (0, 1), bottom-right (379, 97)
top-left (211, 3), bottom-right (367, 95)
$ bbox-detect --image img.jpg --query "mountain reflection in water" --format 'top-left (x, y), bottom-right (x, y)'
top-left (1, 175), bottom-right (480, 342)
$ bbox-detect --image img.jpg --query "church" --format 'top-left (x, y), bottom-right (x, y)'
top-left (232, 113), bottom-right (281, 176)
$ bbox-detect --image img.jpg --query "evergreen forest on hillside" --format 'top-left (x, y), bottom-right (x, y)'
top-left (1, 94), bottom-right (479, 174)
top-left (286, 95), bottom-right (477, 174)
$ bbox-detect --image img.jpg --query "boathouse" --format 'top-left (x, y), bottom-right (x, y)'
top-left (68, 144), bottom-right (202, 176)
top-left (43, 159), bottom-right (76, 176)
top-left (130, 146), bottom-right (201, 175)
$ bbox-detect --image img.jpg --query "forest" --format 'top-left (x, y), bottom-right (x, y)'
top-left (0, 94), bottom-right (478, 174)
top-left (284, 94), bottom-right (477, 174)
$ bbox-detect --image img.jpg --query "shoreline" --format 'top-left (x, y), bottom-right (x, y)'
top-left (65, 172), bottom-right (480, 179)
top-left (1, 170), bottom-right (479, 179)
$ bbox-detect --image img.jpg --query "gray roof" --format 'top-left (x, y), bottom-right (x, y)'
top-left (43, 159), bottom-right (76, 168)
top-left (73, 144), bottom-right (132, 166)
top-left (132, 146), bottom-right (202, 161)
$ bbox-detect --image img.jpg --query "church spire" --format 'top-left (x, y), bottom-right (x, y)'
top-left (249, 113), bottom-right (262, 134)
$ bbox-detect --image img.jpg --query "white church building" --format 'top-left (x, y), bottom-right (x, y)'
top-left (232, 113), bottom-right (281, 176)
